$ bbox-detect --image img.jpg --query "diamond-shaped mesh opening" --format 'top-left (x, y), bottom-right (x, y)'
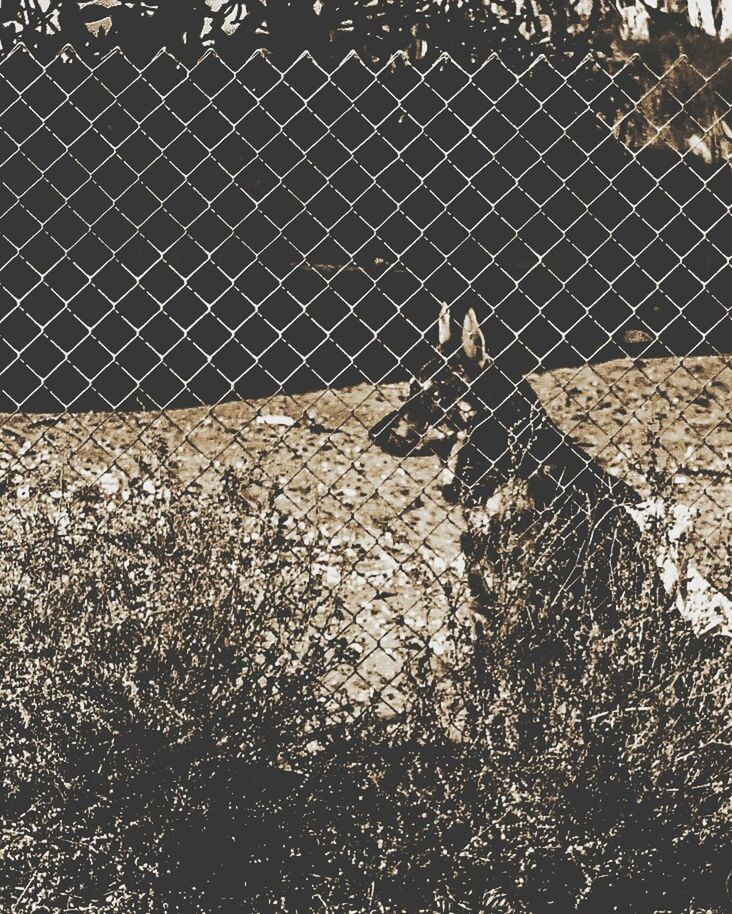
top-left (21, 72), bottom-right (66, 117)
top-left (46, 157), bottom-right (88, 198)
top-left (95, 49), bottom-right (139, 95)
top-left (117, 235), bottom-right (159, 275)
top-left (142, 104), bottom-right (183, 147)
top-left (286, 160), bottom-right (327, 203)
top-left (189, 105), bottom-right (231, 148)
top-left (3, 152), bottom-right (41, 197)
top-left (71, 78), bottom-right (115, 121)
top-left (0, 47), bottom-right (43, 92)
top-left (94, 155), bottom-right (137, 197)
top-left (118, 78), bottom-right (161, 122)
top-left (165, 184), bottom-right (208, 225)
top-left (189, 52), bottom-right (232, 97)
top-left (2, 99), bottom-right (42, 143)
top-left (166, 80), bottom-right (209, 123)
top-left (22, 179), bottom-right (65, 221)
top-left (142, 53), bottom-right (186, 95)
top-left (214, 78), bottom-right (256, 124)
top-left (140, 156), bottom-right (184, 198)
top-left (23, 231), bottom-right (64, 273)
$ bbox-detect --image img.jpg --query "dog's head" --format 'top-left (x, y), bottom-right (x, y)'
top-left (369, 306), bottom-right (491, 460)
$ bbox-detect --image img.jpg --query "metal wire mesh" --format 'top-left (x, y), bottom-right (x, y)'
top-left (1, 44), bottom-right (731, 716)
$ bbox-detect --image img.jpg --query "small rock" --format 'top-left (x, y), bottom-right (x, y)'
top-left (100, 472), bottom-right (120, 495)
top-left (256, 414), bottom-right (296, 427)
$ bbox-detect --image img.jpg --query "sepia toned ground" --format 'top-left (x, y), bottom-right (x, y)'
top-left (2, 354), bottom-right (731, 712)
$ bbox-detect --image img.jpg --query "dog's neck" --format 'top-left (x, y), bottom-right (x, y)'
top-left (470, 369), bottom-right (562, 466)
top-left (457, 370), bottom-right (637, 506)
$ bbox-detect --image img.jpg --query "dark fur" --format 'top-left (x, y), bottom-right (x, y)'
top-left (369, 311), bottom-right (657, 689)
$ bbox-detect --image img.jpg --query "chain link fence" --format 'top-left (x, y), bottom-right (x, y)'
top-left (1, 44), bottom-right (732, 715)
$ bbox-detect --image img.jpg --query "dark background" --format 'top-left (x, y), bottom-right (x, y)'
top-left (1, 47), bottom-right (731, 412)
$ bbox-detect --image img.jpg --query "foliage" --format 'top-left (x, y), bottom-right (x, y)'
top-left (0, 0), bottom-right (611, 63)
top-left (3, 451), bottom-right (732, 912)
top-left (0, 459), bottom-right (352, 911)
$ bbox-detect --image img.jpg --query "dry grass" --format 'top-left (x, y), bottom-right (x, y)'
top-left (1, 439), bottom-right (732, 912)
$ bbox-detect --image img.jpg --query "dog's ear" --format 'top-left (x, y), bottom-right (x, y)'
top-left (437, 301), bottom-right (451, 347)
top-left (461, 308), bottom-right (487, 368)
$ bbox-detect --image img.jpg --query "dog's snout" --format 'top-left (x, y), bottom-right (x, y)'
top-left (369, 410), bottom-right (400, 446)
top-left (369, 409), bottom-right (421, 456)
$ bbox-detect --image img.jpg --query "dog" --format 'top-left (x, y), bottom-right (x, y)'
top-left (369, 304), bottom-right (732, 657)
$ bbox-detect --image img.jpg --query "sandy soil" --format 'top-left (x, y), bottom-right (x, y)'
top-left (1, 355), bottom-right (731, 713)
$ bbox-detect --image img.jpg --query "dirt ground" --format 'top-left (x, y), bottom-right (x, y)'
top-left (2, 354), bottom-right (731, 714)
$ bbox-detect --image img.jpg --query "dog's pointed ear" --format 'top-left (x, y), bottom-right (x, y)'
top-left (461, 308), bottom-right (487, 368)
top-left (437, 302), bottom-right (451, 347)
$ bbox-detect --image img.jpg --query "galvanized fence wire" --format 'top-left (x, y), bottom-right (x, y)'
top-left (1, 44), bottom-right (732, 715)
